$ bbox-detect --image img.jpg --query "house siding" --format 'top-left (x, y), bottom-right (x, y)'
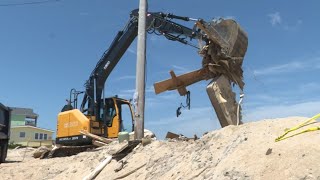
top-left (10, 127), bottom-right (53, 147)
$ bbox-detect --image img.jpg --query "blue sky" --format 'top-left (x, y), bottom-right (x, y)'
top-left (1, 0), bottom-right (320, 139)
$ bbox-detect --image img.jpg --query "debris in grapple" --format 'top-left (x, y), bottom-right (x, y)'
top-left (154, 18), bottom-right (248, 127)
top-left (198, 18), bottom-right (248, 90)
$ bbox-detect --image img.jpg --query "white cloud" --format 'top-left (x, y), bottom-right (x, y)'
top-left (283, 19), bottom-right (303, 31)
top-left (128, 48), bottom-right (136, 55)
top-left (298, 82), bottom-right (320, 93)
top-left (253, 56), bottom-right (320, 76)
top-left (145, 97), bottom-right (160, 107)
top-left (121, 89), bottom-right (135, 94)
top-left (146, 85), bottom-right (155, 93)
top-left (116, 93), bottom-right (132, 99)
top-left (268, 12), bottom-right (303, 31)
top-left (268, 12), bottom-right (282, 26)
top-left (116, 75), bottom-right (136, 80)
top-left (245, 93), bottom-right (280, 104)
top-left (243, 100), bottom-right (320, 122)
top-left (119, 85), bottom-right (155, 95)
top-left (171, 65), bottom-right (190, 74)
top-left (155, 65), bottom-right (195, 76)
top-left (253, 61), bottom-right (304, 76)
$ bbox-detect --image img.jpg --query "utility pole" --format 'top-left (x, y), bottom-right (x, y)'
top-left (134, 0), bottom-right (147, 140)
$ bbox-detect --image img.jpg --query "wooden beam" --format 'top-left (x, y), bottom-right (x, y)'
top-left (114, 163), bottom-right (146, 180)
top-left (153, 68), bottom-right (208, 95)
top-left (80, 130), bottom-right (113, 144)
top-left (92, 140), bottom-right (108, 147)
top-left (83, 155), bottom-right (112, 180)
top-left (169, 70), bottom-right (187, 96)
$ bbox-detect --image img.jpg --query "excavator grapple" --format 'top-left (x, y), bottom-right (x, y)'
top-left (154, 18), bottom-right (248, 127)
top-left (199, 19), bottom-right (248, 90)
top-left (200, 19), bottom-right (248, 127)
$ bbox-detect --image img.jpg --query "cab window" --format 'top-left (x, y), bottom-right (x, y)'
top-left (101, 99), bottom-right (117, 126)
top-left (119, 103), bottom-right (133, 132)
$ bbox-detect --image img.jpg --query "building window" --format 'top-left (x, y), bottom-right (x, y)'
top-left (20, 132), bottom-right (26, 138)
top-left (35, 133), bottom-right (39, 140)
top-left (44, 134), bottom-right (47, 140)
top-left (39, 133), bottom-right (43, 140)
top-left (25, 118), bottom-right (36, 127)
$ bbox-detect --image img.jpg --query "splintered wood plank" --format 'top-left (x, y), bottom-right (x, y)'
top-left (206, 75), bottom-right (243, 127)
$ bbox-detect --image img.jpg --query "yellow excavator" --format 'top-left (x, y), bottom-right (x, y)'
top-left (51, 9), bottom-right (248, 157)
top-left (54, 9), bottom-right (210, 150)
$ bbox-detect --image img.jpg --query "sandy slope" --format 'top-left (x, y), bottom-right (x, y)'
top-left (1, 116), bottom-right (319, 180)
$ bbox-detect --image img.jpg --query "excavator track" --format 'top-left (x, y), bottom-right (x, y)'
top-left (41, 145), bottom-right (95, 159)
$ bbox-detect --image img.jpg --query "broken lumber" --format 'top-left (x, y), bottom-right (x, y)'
top-left (92, 140), bottom-right (108, 147)
top-left (165, 131), bottom-right (180, 139)
top-left (110, 142), bottom-right (129, 155)
top-left (111, 140), bottom-right (141, 161)
top-left (206, 75), bottom-right (243, 127)
top-left (80, 130), bottom-right (113, 144)
top-left (83, 155), bottom-right (112, 180)
top-left (165, 131), bottom-right (197, 141)
top-left (114, 163), bottom-right (147, 180)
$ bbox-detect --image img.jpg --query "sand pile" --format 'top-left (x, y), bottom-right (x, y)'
top-left (1, 116), bottom-right (320, 180)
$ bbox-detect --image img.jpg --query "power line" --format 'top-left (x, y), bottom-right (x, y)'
top-left (0, 0), bottom-right (60, 7)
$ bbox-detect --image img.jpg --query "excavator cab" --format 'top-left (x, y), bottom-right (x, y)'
top-left (97, 97), bottom-right (134, 138)
top-left (56, 96), bottom-right (134, 146)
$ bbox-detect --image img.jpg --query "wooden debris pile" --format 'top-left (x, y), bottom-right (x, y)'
top-left (165, 131), bottom-right (198, 141)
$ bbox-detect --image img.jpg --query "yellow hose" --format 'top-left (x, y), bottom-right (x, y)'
top-left (275, 113), bottom-right (320, 142)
